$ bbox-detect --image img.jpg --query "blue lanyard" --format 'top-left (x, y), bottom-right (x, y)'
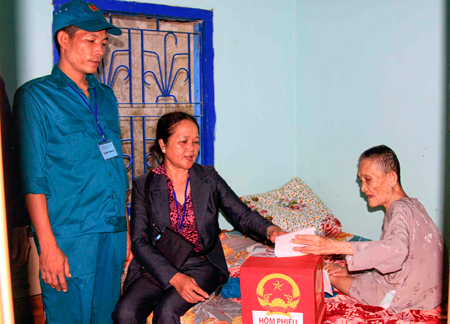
top-left (69, 84), bottom-right (106, 143)
top-left (173, 177), bottom-right (190, 232)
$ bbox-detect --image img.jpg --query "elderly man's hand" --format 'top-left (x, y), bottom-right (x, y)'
top-left (324, 262), bottom-right (349, 277)
top-left (291, 235), bottom-right (353, 256)
top-left (291, 235), bottom-right (333, 255)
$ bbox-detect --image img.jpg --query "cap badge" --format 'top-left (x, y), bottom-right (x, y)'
top-left (88, 4), bottom-right (99, 11)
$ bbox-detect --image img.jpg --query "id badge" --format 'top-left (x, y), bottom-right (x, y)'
top-left (98, 139), bottom-right (119, 160)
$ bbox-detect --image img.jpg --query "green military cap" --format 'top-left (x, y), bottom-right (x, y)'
top-left (53, 0), bottom-right (122, 36)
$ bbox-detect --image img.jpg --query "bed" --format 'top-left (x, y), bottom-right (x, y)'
top-left (142, 177), bottom-right (446, 324)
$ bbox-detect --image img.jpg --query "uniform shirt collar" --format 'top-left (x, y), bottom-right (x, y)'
top-left (51, 64), bottom-right (100, 90)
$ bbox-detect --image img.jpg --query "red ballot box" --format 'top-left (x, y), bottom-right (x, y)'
top-left (241, 255), bottom-right (325, 324)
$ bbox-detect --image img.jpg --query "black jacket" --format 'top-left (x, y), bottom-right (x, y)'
top-left (127, 163), bottom-right (274, 290)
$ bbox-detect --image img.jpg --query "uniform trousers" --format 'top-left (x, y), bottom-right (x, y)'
top-left (37, 232), bottom-right (127, 324)
top-left (112, 256), bottom-right (222, 324)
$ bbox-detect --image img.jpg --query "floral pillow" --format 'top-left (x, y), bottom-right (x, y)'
top-left (240, 177), bottom-right (342, 237)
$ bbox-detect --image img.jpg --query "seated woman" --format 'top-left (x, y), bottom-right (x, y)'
top-left (291, 145), bottom-right (444, 314)
top-left (112, 112), bottom-right (285, 324)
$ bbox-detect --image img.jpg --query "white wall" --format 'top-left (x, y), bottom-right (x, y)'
top-left (295, 0), bottom-right (446, 240)
top-left (0, 0), bottom-right (53, 101)
top-left (0, 0), bottom-right (17, 99)
top-left (1, 0), bottom-right (447, 238)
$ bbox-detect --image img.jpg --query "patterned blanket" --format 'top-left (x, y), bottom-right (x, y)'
top-left (324, 294), bottom-right (445, 324)
top-left (173, 230), bottom-right (446, 324)
top-left (173, 286), bottom-right (446, 324)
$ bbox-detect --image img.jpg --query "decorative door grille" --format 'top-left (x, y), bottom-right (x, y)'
top-left (96, 14), bottom-right (204, 199)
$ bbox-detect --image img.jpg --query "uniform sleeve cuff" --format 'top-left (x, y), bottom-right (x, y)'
top-left (23, 177), bottom-right (51, 196)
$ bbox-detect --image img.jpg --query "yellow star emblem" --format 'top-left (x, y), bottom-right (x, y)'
top-left (273, 280), bottom-right (284, 291)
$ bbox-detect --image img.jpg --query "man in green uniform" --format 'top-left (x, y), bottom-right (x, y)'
top-left (13, 1), bottom-right (130, 323)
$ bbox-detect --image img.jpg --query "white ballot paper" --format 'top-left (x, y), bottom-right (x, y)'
top-left (274, 227), bottom-right (316, 258)
top-left (323, 269), bottom-right (333, 296)
top-left (274, 227), bottom-right (333, 295)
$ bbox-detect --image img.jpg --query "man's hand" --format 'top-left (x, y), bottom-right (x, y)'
top-left (169, 273), bottom-right (209, 304)
top-left (39, 243), bottom-right (71, 292)
top-left (25, 194), bottom-right (72, 292)
top-left (267, 226), bottom-right (288, 243)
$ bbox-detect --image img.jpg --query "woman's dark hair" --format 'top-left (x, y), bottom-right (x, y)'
top-left (359, 145), bottom-right (401, 185)
top-left (150, 111), bottom-right (199, 160)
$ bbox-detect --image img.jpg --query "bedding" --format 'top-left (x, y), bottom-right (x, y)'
top-left (171, 230), bottom-right (445, 324)
top-left (141, 178), bottom-right (445, 324)
top-left (240, 177), bottom-right (342, 237)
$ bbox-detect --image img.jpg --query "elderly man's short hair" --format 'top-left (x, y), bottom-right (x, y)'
top-left (359, 145), bottom-right (401, 185)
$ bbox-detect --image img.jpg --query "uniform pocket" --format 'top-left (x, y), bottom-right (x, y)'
top-left (54, 117), bottom-right (87, 135)
top-left (53, 117), bottom-right (90, 161)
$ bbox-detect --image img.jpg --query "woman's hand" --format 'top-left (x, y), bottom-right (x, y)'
top-left (267, 226), bottom-right (288, 243)
top-left (324, 262), bottom-right (349, 277)
top-left (291, 235), bottom-right (353, 256)
top-left (169, 273), bottom-right (209, 304)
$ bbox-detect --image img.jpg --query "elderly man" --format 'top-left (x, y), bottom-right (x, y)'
top-left (292, 145), bottom-right (444, 314)
top-left (13, 1), bottom-right (129, 323)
